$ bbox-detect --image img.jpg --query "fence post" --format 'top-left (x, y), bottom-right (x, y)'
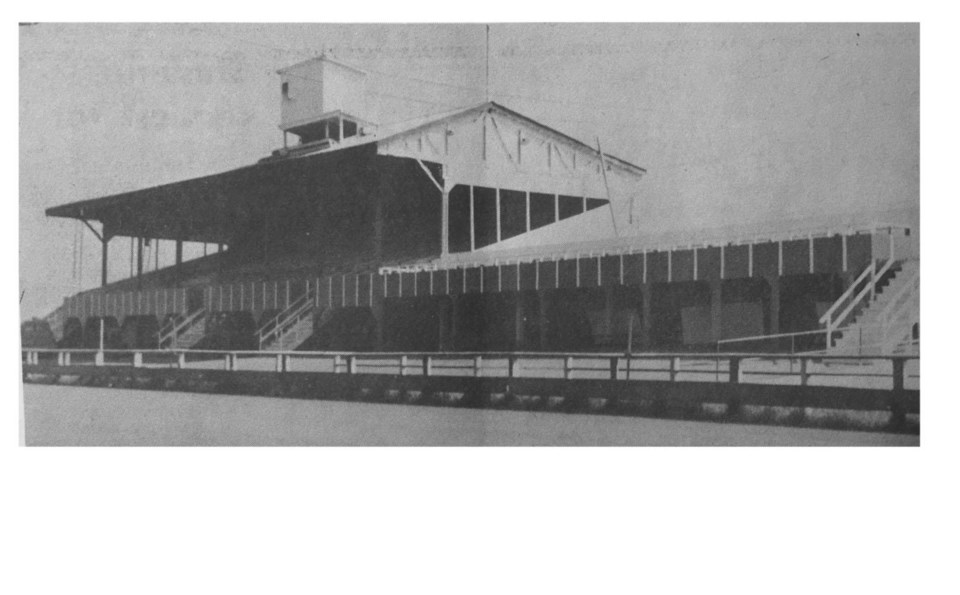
top-left (729, 356), bottom-right (741, 384)
top-left (348, 355), bottom-right (357, 375)
top-left (423, 356), bottom-right (432, 377)
top-left (609, 356), bottom-right (618, 380)
top-left (177, 352), bottom-right (185, 369)
top-left (276, 354), bottom-right (284, 373)
top-left (564, 356), bottom-right (573, 380)
top-left (474, 355), bottom-right (483, 378)
top-left (890, 357), bottom-right (906, 429)
top-left (670, 357), bottom-right (680, 382)
top-left (799, 358), bottom-right (809, 386)
top-left (64, 352), bottom-right (72, 367)
top-left (132, 352), bottom-right (141, 368)
top-left (95, 351), bottom-right (104, 366)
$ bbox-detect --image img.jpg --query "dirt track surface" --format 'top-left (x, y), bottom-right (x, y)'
top-left (23, 384), bottom-right (919, 446)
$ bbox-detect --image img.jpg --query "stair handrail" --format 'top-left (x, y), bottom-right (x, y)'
top-left (717, 322), bottom-right (890, 354)
top-left (257, 289), bottom-right (315, 349)
top-left (823, 258), bottom-right (896, 344)
top-left (819, 261), bottom-right (877, 326)
top-left (158, 308), bottom-right (206, 349)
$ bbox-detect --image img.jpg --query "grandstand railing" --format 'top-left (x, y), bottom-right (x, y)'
top-left (21, 348), bottom-right (919, 392)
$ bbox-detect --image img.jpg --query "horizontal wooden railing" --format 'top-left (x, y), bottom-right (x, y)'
top-left (21, 348), bottom-right (919, 392)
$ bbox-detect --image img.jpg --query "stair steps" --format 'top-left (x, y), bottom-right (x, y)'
top-left (158, 309), bottom-right (207, 350)
top-left (257, 290), bottom-right (319, 351)
top-left (828, 259), bottom-right (918, 355)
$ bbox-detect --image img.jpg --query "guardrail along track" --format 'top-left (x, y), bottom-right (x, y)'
top-left (22, 348), bottom-right (919, 430)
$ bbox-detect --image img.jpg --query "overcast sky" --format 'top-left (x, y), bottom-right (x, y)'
top-left (19, 23), bottom-right (919, 320)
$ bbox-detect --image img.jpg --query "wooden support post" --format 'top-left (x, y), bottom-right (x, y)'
top-left (437, 297), bottom-right (450, 351)
top-left (136, 237), bottom-right (144, 289)
top-left (710, 279), bottom-right (723, 344)
top-left (640, 284), bottom-right (653, 350)
top-left (537, 292), bottom-right (549, 350)
top-left (175, 239), bottom-right (183, 287)
top-left (441, 185), bottom-right (449, 256)
top-left (767, 274), bottom-right (781, 336)
top-left (729, 356), bottom-right (741, 384)
top-left (495, 188), bottom-right (502, 243)
top-left (890, 357), bottom-right (906, 429)
top-left (373, 188), bottom-right (384, 263)
top-left (514, 293), bottom-right (526, 350)
top-left (842, 234), bottom-right (848, 272)
top-left (371, 293), bottom-right (385, 351)
top-left (101, 235), bottom-right (109, 287)
top-left (603, 286), bottom-right (615, 349)
top-left (525, 191), bottom-right (531, 232)
top-left (469, 185), bottom-right (476, 251)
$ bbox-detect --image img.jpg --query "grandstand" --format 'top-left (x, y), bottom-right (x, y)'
top-left (30, 54), bottom-right (919, 357)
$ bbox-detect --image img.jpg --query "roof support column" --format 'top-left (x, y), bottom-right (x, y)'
top-left (79, 219), bottom-right (109, 288)
top-left (537, 291), bottom-right (549, 351)
top-left (136, 236), bottom-right (144, 290)
top-left (101, 235), bottom-right (109, 287)
top-left (514, 292), bottom-right (526, 350)
top-left (175, 240), bottom-right (183, 288)
top-left (710, 278), bottom-right (723, 344)
top-left (765, 274), bottom-right (780, 336)
top-left (441, 173), bottom-right (449, 257)
top-left (640, 283), bottom-right (652, 351)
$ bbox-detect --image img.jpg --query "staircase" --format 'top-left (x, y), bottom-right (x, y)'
top-left (823, 259), bottom-right (919, 355)
top-left (158, 309), bottom-right (207, 349)
top-left (257, 290), bottom-right (318, 351)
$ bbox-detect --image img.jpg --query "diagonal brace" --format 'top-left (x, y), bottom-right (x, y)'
top-left (416, 159), bottom-right (444, 193)
top-left (81, 219), bottom-right (104, 242)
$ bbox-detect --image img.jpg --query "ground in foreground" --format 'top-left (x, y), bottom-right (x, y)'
top-left (22, 384), bottom-right (918, 446)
